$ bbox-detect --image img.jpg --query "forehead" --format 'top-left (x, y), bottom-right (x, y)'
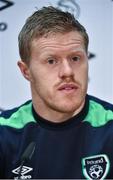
top-left (31, 31), bottom-right (85, 53)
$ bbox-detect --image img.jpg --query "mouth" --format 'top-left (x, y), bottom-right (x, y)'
top-left (58, 83), bottom-right (79, 93)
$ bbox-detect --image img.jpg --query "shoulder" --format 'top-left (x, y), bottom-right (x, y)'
top-left (88, 94), bottom-right (113, 111)
top-left (85, 95), bottom-right (113, 127)
top-left (0, 100), bottom-right (36, 129)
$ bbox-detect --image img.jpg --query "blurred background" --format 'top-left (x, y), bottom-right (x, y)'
top-left (0, 0), bottom-right (113, 111)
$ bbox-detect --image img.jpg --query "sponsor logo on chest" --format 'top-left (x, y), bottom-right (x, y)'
top-left (12, 165), bottom-right (33, 179)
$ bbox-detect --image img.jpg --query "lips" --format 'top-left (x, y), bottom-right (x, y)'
top-left (58, 84), bottom-right (78, 91)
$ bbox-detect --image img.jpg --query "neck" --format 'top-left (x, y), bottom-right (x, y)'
top-left (32, 98), bottom-right (85, 123)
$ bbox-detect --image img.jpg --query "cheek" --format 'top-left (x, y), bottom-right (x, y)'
top-left (83, 67), bottom-right (88, 84)
top-left (76, 63), bottom-right (88, 81)
top-left (30, 69), bottom-right (53, 90)
top-left (29, 67), bottom-right (41, 85)
top-left (28, 63), bottom-right (56, 93)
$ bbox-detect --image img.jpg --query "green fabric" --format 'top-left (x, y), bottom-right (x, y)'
top-left (84, 100), bottom-right (113, 127)
top-left (0, 102), bottom-right (36, 128)
top-left (0, 99), bottom-right (113, 129)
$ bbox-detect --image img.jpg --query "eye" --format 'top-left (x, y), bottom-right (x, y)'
top-left (47, 59), bottom-right (57, 64)
top-left (71, 56), bottom-right (80, 62)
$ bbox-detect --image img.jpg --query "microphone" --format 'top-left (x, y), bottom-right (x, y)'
top-left (18, 142), bottom-right (36, 179)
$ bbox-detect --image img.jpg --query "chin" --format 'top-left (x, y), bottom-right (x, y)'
top-left (56, 103), bottom-right (82, 113)
top-left (57, 97), bottom-right (85, 113)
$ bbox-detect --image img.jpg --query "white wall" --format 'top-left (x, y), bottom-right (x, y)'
top-left (0, 0), bottom-right (113, 109)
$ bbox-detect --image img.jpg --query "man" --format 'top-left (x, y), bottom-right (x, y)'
top-left (0, 6), bottom-right (113, 179)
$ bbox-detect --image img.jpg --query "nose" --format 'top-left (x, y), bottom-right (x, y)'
top-left (59, 59), bottom-right (74, 78)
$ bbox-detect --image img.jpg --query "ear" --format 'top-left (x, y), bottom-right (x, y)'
top-left (17, 60), bottom-right (31, 81)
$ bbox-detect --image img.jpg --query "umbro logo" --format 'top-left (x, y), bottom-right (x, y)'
top-left (12, 165), bottom-right (33, 179)
top-left (12, 165), bottom-right (33, 175)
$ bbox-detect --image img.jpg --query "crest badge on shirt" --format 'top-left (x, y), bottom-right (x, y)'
top-left (82, 154), bottom-right (110, 179)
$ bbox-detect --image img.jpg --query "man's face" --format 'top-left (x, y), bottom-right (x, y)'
top-left (25, 31), bottom-right (88, 115)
